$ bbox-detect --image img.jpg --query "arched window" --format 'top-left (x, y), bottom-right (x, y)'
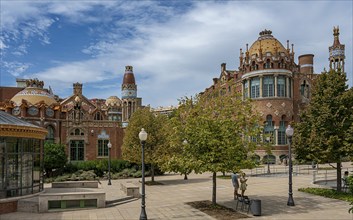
top-left (94, 112), bottom-right (103, 120)
top-left (279, 59), bottom-right (285, 68)
top-left (277, 76), bottom-right (286, 97)
top-left (263, 76), bottom-right (274, 97)
top-left (71, 128), bottom-right (84, 136)
top-left (300, 80), bottom-right (310, 98)
top-left (264, 115), bottom-right (274, 143)
top-left (251, 61), bottom-right (257, 71)
top-left (250, 77), bottom-right (260, 98)
top-left (75, 129), bottom-right (80, 135)
top-left (278, 115), bottom-right (286, 145)
top-left (265, 59), bottom-right (271, 69)
top-left (46, 125), bottom-right (55, 142)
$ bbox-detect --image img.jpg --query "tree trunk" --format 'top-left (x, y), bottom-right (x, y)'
top-left (212, 172), bottom-right (217, 205)
top-left (151, 163), bottom-right (155, 182)
top-left (337, 162), bottom-right (342, 192)
top-left (184, 173), bottom-right (188, 180)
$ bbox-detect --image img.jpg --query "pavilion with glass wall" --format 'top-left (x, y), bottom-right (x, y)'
top-left (0, 111), bottom-right (47, 214)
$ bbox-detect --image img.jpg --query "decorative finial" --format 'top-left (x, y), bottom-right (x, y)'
top-left (333, 26), bottom-right (339, 36)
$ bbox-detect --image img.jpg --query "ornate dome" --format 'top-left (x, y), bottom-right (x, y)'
top-left (248, 30), bottom-right (287, 57)
top-left (105, 96), bottom-right (122, 107)
top-left (11, 79), bottom-right (57, 106)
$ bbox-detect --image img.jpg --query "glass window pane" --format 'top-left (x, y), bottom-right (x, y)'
top-left (251, 77), bottom-right (260, 98)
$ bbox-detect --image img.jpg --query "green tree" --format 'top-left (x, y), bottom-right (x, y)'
top-left (159, 98), bottom-right (195, 180)
top-left (122, 108), bottom-right (169, 182)
top-left (294, 69), bottom-right (353, 191)
top-left (177, 91), bottom-right (262, 205)
top-left (44, 142), bottom-right (67, 177)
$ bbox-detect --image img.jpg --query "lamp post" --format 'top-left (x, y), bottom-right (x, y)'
top-left (139, 128), bottom-right (148, 220)
top-left (265, 136), bottom-right (271, 174)
top-left (285, 125), bottom-right (295, 206)
top-left (183, 140), bottom-right (188, 180)
top-left (107, 141), bottom-right (112, 185)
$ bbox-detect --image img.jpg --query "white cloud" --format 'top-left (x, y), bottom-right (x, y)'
top-left (2, 61), bottom-right (31, 77)
top-left (0, 37), bottom-right (7, 50)
top-left (1, 1), bottom-right (352, 107)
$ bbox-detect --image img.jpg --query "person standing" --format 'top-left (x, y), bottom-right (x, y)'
top-left (231, 172), bottom-right (239, 199)
top-left (240, 172), bottom-right (248, 197)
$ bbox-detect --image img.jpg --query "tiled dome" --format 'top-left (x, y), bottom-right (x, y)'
top-left (248, 30), bottom-right (287, 57)
top-left (11, 79), bottom-right (57, 106)
top-left (105, 96), bottom-right (122, 106)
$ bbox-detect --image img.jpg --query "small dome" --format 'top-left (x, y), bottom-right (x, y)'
top-left (11, 79), bottom-right (57, 106)
top-left (106, 96), bottom-right (122, 107)
top-left (122, 66), bottom-right (136, 84)
top-left (248, 30), bottom-right (287, 57)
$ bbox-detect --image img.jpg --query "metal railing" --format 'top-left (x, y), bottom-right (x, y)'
top-left (247, 164), bottom-right (353, 181)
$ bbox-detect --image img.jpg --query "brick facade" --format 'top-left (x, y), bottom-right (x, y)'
top-left (0, 201), bottom-right (17, 214)
top-left (0, 66), bottom-right (142, 162)
top-left (201, 28), bottom-right (345, 163)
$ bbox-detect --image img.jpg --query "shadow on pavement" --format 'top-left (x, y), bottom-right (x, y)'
top-left (156, 177), bottom-right (211, 186)
top-left (221, 194), bottom-right (345, 217)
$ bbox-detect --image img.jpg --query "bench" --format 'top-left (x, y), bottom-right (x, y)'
top-left (52, 181), bottom-right (99, 188)
top-left (120, 182), bottom-right (140, 198)
top-left (38, 191), bottom-right (105, 212)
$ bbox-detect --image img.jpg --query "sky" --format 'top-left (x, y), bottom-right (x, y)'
top-left (1, 0), bottom-right (352, 108)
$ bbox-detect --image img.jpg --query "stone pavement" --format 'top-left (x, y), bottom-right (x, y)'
top-left (1, 170), bottom-right (352, 220)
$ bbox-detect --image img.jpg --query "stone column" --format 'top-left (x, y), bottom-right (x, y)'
top-left (286, 77), bottom-right (289, 98)
top-left (259, 76), bottom-right (263, 98)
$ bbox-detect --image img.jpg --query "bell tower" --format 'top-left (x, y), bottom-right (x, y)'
top-left (329, 26), bottom-right (345, 72)
top-left (121, 66), bottom-right (142, 125)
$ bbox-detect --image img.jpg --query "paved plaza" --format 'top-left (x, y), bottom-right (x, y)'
top-left (1, 167), bottom-right (352, 220)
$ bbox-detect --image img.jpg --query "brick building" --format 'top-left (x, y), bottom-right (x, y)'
top-left (0, 66), bottom-right (143, 162)
top-left (200, 27), bottom-right (345, 163)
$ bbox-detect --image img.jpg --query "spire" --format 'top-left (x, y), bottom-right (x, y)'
top-left (329, 26), bottom-right (345, 72)
top-left (239, 48), bottom-right (243, 66)
top-left (121, 66), bottom-right (137, 98)
top-left (245, 44), bottom-right (249, 64)
top-left (333, 26), bottom-right (341, 46)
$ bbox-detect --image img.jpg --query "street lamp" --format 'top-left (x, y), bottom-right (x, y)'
top-left (107, 141), bottom-right (112, 185)
top-left (183, 140), bottom-right (188, 180)
top-left (285, 125), bottom-right (295, 206)
top-left (265, 136), bottom-right (271, 174)
top-left (139, 128), bottom-right (148, 220)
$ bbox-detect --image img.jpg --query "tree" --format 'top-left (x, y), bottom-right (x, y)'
top-left (44, 142), bottom-right (67, 177)
top-left (294, 69), bottom-right (353, 191)
top-left (176, 91), bottom-right (263, 205)
top-left (122, 108), bottom-right (169, 182)
top-left (159, 98), bottom-right (196, 180)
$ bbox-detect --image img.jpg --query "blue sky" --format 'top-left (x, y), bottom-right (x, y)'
top-left (1, 0), bottom-right (352, 108)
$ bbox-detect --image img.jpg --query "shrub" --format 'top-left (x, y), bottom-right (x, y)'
top-left (347, 175), bottom-right (353, 195)
top-left (132, 170), bottom-right (142, 178)
top-left (44, 142), bottom-right (67, 177)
